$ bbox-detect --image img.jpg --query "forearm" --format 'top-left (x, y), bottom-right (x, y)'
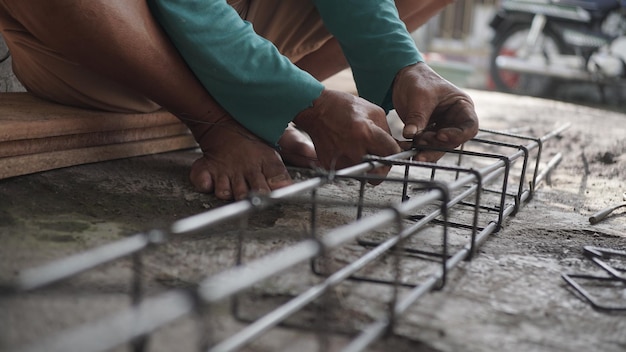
top-left (148, 0), bottom-right (324, 145)
top-left (313, 0), bottom-right (423, 112)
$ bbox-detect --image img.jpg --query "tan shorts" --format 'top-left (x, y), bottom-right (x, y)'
top-left (0, 0), bottom-right (331, 113)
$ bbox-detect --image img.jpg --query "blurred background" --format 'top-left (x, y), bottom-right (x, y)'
top-left (413, 0), bottom-right (498, 90)
top-left (413, 0), bottom-right (626, 111)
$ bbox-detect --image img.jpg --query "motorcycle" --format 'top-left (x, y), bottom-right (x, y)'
top-left (488, 0), bottom-right (626, 98)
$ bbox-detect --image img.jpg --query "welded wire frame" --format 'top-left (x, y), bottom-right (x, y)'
top-left (1, 125), bottom-right (569, 352)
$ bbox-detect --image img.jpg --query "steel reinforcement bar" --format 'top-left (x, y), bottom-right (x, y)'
top-left (4, 124), bottom-right (569, 352)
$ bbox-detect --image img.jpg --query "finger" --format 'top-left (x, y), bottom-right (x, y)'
top-left (396, 139), bottom-right (413, 151)
top-left (373, 116), bottom-right (393, 136)
top-left (366, 165), bottom-right (392, 185)
top-left (400, 105), bottom-right (437, 139)
top-left (368, 127), bottom-right (402, 158)
top-left (363, 105), bottom-right (392, 135)
top-left (434, 99), bottom-right (479, 141)
top-left (332, 154), bottom-right (356, 171)
top-left (435, 126), bottom-right (476, 146)
top-left (402, 118), bottom-right (430, 140)
top-left (415, 150), bottom-right (446, 163)
top-left (365, 128), bottom-right (400, 184)
top-left (413, 125), bottom-right (476, 163)
top-left (412, 132), bottom-right (446, 162)
top-left (402, 123), bottom-right (420, 139)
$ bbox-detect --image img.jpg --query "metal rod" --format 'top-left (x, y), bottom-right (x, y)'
top-left (534, 153), bottom-right (562, 188)
top-left (343, 221), bottom-right (500, 352)
top-left (7, 125), bottom-right (570, 352)
top-left (204, 149), bottom-right (544, 350)
top-left (172, 151), bottom-right (417, 236)
top-left (21, 291), bottom-right (195, 352)
top-left (16, 233), bottom-right (150, 291)
top-left (208, 201), bottom-right (445, 352)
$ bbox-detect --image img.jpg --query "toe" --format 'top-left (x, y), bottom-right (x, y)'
top-left (267, 172), bottom-right (292, 190)
top-left (246, 170), bottom-right (272, 196)
top-left (189, 157), bottom-right (214, 193)
top-left (231, 174), bottom-right (251, 201)
top-left (214, 175), bottom-right (233, 200)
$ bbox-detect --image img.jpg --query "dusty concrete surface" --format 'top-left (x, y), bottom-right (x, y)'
top-left (0, 87), bottom-right (625, 352)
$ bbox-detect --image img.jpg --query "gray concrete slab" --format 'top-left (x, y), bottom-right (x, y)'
top-left (0, 89), bottom-right (625, 352)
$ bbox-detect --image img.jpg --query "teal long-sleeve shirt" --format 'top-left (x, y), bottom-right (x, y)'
top-left (148, 0), bottom-right (423, 145)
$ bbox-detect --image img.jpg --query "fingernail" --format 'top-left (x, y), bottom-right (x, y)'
top-left (404, 124), bottom-right (418, 137)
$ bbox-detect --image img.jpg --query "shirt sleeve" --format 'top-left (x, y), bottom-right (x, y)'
top-left (313, 0), bottom-right (424, 112)
top-left (147, 0), bottom-right (324, 145)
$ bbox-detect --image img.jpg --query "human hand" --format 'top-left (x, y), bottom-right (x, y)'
top-left (392, 62), bottom-right (479, 162)
top-left (293, 89), bottom-right (401, 183)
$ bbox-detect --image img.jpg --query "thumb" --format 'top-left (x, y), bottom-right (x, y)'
top-left (400, 104), bottom-right (436, 140)
top-left (401, 116), bottom-right (432, 140)
top-left (402, 123), bottom-right (419, 138)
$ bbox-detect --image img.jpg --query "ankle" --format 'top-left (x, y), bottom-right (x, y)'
top-left (181, 111), bottom-right (231, 146)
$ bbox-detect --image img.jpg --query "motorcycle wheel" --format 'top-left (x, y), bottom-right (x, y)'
top-left (489, 23), bottom-right (567, 97)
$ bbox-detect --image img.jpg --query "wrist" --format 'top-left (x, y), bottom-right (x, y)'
top-left (293, 89), bottom-right (331, 133)
top-left (393, 62), bottom-right (426, 88)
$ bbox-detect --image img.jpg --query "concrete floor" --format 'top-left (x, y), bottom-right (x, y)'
top-left (1, 88), bottom-right (625, 352)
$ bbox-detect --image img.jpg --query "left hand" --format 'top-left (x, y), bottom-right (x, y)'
top-left (392, 62), bottom-right (479, 162)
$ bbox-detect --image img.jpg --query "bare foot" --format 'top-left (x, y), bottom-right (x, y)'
top-left (188, 116), bottom-right (292, 200)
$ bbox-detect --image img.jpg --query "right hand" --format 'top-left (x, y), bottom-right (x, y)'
top-left (392, 63), bottom-right (479, 162)
top-left (293, 89), bottom-right (401, 183)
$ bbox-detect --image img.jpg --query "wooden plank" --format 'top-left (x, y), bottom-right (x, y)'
top-left (0, 123), bottom-right (190, 158)
top-left (0, 135), bottom-right (198, 179)
top-left (0, 93), bottom-right (182, 142)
